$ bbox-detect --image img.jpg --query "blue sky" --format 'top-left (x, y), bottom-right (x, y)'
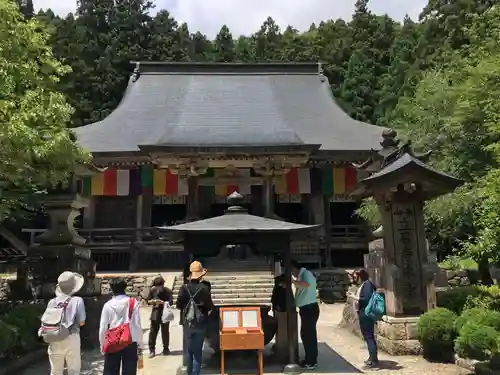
top-left (35, 0), bottom-right (427, 38)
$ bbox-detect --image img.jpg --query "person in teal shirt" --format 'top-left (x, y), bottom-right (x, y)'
top-left (292, 260), bottom-right (319, 370)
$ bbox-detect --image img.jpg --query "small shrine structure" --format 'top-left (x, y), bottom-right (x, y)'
top-left (341, 129), bottom-right (463, 354)
top-left (166, 192), bottom-right (319, 374)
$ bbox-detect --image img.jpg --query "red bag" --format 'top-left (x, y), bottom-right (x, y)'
top-left (103, 298), bottom-right (135, 354)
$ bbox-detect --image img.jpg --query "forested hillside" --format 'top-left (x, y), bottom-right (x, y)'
top-left (12, 0), bottom-right (500, 274)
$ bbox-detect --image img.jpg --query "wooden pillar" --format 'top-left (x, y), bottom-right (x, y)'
top-left (82, 197), bottom-right (95, 228)
top-left (324, 196), bottom-right (332, 267)
top-left (263, 175), bottom-right (274, 217)
top-left (186, 176), bottom-right (199, 221)
top-left (283, 244), bottom-right (300, 373)
top-left (141, 189), bottom-right (153, 228)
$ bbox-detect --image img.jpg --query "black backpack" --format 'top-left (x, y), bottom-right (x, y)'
top-left (183, 285), bottom-right (203, 327)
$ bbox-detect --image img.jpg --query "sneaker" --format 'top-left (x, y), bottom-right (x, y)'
top-left (148, 352), bottom-right (155, 359)
top-left (303, 364), bottom-right (318, 370)
top-left (362, 361), bottom-right (379, 370)
top-left (162, 349), bottom-right (170, 355)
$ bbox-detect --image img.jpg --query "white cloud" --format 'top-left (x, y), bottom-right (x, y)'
top-left (34, 0), bottom-right (428, 38)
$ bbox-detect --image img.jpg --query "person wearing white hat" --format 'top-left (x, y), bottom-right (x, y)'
top-left (46, 271), bottom-right (86, 375)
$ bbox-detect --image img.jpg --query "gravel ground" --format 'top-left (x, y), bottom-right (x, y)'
top-left (20, 304), bottom-right (472, 375)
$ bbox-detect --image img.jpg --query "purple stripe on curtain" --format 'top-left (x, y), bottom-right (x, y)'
top-left (129, 168), bottom-right (142, 196)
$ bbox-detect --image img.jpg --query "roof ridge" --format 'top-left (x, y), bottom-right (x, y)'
top-left (130, 61), bottom-right (322, 75)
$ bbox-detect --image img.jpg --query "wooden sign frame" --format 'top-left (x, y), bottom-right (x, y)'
top-left (220, 306), bottom-right (262, 332)
top-left (219, 307), bottom-right (264, 375)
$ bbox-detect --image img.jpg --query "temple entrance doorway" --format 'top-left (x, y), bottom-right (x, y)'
top-left (275, 194), bottom-right (305, 224)
top-left (330, 200), bottom-right (366, 267)
top-left (151, 197), bottom-right (187, 226)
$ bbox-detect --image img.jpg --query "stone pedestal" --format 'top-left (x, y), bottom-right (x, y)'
top-left (340, 286), bottom-right (422, 356)
top-left (375, 315), bottom-right (421, 355)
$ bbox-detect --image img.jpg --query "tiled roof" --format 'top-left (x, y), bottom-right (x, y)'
top-left (74, 62), bottom-right (387, 153)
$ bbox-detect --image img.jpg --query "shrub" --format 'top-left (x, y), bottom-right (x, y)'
top-left (455, 322), bottom-right (499, 361)
top-left (464, 285), bottom-right (500, 312)
top-left (0, 304), bottom-right (44, 359)
top-left (0, 321), bottom-right (17, 358)
top-left (455, 307), bottom-right (500, 331)
top-left (437, 286), bottom-right (480, 314)
top-left (417, 307), bottom-right (458, 361)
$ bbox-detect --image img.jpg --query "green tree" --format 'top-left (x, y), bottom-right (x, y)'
top-left (15, 0), bottom-right (33, 18)
top-left (214, 25), bottom-right (235, 62)
top-left (252, 17), bottom-right (282, 60)
top-left (0, 0), bottom-right (87, 221)
top-left (147, 10), bottom-right (180, 61)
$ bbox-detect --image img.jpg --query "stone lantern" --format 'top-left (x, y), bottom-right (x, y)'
top-left (342, 129), bottom-right (463, 355)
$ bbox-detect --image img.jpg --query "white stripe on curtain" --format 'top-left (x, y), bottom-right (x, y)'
top-left (298, 168), bottom-right (311, 194)
top-left (116, 169), bottom-right (130, 196)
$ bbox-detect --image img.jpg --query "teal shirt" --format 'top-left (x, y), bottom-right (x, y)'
top-left (294, 268), bottom-right (317, 307)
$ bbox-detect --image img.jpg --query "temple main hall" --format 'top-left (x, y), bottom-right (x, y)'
top-left (72, 62), bottom-right (387, 270)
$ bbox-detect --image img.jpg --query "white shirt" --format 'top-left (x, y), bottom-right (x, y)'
top-left (99, 295), bottom-right (143, 351)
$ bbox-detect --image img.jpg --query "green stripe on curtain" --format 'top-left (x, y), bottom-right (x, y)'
top-left (82, 176), bottom-right (91, 197)
top-left (141, 165), bottom-right (154, 188)
top-left (321, 167), bottom-right (334, 195)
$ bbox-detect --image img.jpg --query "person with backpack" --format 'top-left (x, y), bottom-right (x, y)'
top-left (39, 271), bottom-right (86, 375)
top-left (176, 261), bottom-right (214, 375)
top-left (99, 277), bottom-right (144, 375)
top-left (146, 276), bottom-right (173, 358)
top-left (353, 268), bottom-right (379, 369)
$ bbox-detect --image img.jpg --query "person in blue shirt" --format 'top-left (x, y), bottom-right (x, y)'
top-left (291, 260), bottom-right (319, 370)
top-left (354, 268), bottom-right (379, 369)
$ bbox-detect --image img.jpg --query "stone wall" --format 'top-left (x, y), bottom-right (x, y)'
top-left (316, 268), bottom-right (481, 304)
top-left (441, 269), bottom-right (480, 287)
top-left (100, 274), bottom-right (160, 302)
top-left (316, 269), bottom-right (354, 303)
top-left (0, 279), bottom-right (9, 301)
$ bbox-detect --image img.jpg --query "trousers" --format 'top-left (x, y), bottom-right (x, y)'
top-left (299, 302), bottom-right (320, 365)
top-left (183, 326), bottom-right (206, 375)
top-left (358, 312), bottom-right (378, 362)
top-left (48, 333), bottom-right (81, 375)
top-left (149, 320), bottom-right (170, 352)
top-left (103, 342), bottom-right (138, 375)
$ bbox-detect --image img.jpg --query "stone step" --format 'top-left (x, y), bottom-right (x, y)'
top-left (204, 273), bottom-right (274, 282)
top-left (212, 297), bottom-right (271, 305)
top-left (173, 283), bottom-right (273, 290)
top-left (212, 284), bottom-right (273, 294)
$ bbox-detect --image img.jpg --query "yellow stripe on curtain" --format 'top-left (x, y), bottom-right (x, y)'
top-left (274, 174), bottom-right (287, 195)
top-left (333, 167), bottom-right (346, 195)
top-left (214, 184), bottom-right (227, 196)
top-left (153, 169), bottom-right (166, 196)
top-left (91, 173), bottom-right (104, 196)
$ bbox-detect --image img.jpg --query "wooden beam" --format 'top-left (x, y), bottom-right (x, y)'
top-left (0, 226), bottom-right (28, 254)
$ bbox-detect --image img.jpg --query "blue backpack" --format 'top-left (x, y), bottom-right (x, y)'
top-left (364, 290), bottom-right (385, 321)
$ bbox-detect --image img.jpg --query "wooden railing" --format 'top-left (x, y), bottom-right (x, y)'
top-left (21, 227), bottom-right (184, 271)
top-left (330, 225), bottom-right (367, 242)
top-left (22, 224), bottom-right (367, 271)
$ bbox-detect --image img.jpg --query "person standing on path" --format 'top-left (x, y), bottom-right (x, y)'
top-left (291, 260), bottom-right (319, 370)
top-left (44, 271), bottom-right (86, 375)
top-left (99, 277), bottom-right (144, 375)
top-left (147, 276), bottom-right (173, 358)
top-left (353, 268), bottom-right (379, 369)
top-left (176, 261), bottom-right (214, 375)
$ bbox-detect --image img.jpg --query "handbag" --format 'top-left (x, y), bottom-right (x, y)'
top-left (161, 302), bottom-right (175, 323)
top-left (103, 297), bottom-right (135, 354)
